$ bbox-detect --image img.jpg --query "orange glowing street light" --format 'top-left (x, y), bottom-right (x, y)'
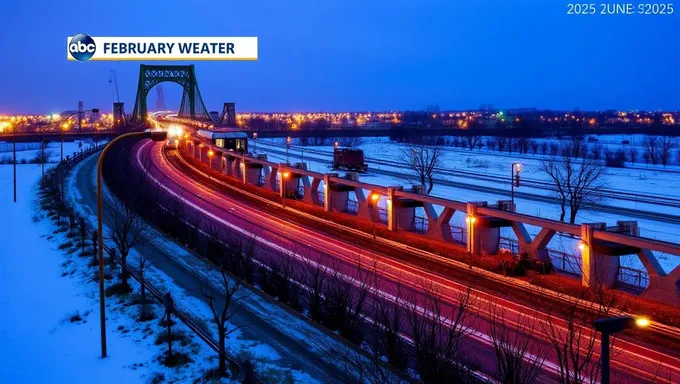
top-left (281, 171), bottom-right (291, 208)
top-left (369, 193), bottom-right (381, 239)
top-left (594, 316), bottom-right (649, 384)
top-left (208, 150), bottom-right (214, 169)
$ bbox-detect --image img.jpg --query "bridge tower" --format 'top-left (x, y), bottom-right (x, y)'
top-left (155, 84), bottom-right (166, 111)
top-left (217, 102), bottom-right (237, 126)
top-left (130, 64), bottom-right (212, 125)
top-left (113, 102), bottom-right (126, 131)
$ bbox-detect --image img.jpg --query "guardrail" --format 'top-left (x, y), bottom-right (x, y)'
top-left (49, 142), bottom-right (264, 384)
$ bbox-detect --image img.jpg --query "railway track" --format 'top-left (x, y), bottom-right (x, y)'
top-left (263, 141), bottom-right (680, 208)
top-left (256, 142), bottom-right (680, 225)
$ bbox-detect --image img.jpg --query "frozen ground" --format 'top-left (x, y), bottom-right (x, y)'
top-left (0, 164), bottom-right (226, 384)
top-left (0, 140), bottom-right (106, 164)
top-left (254, 138), bottom-right (680, 277)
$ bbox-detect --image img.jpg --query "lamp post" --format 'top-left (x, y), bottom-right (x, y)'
top-left (594, 316), bottom-right (649, 384)
top-left (208, 150), bottom-right (214, 170)
top-left (41, 135), bottom-right (45, 190)
top-left (370, 193), bottom-right (380, 239)
top-left (510, 162), bottom-right (521, 205)
top-left (253, 132), bottom-right (258, 153)
top-left (96, 130), bottom-right (167, 358)
top-left (61, 122), bottom-right (69, 162)
top-left (13, 122), bottom-right (16, 203)
top-left (286, 136), bottom-right (291, 163)
top-left (281, 171), bottom-right (290, 208)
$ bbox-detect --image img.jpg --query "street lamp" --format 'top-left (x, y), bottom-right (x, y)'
top-left (511, 162), bottom-right (521, 206)
top-left (208, 150), bottom-right (214, 170)
top-left (369, 192), bottom-right (380, 239)
top-left (96, 130), bottom-right (167, 358)
top-left (253, 132), bottom-right (258, 153)
top-left (281, 171), bottom-right (290, 208)
top-left (594, 316), bottom-right (649, 384)
top-left (286, 136), bottom-right (291, 162)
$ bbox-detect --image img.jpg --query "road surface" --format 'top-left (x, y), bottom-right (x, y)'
top-left (134, 139), bottom-right (680, 383)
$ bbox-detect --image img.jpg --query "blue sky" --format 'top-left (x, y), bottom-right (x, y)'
top-left (1, 0), bottom-right (678, 113)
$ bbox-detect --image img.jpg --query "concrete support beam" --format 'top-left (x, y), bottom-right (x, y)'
top-left (512, 224), bottom-right (555, 263)
top-left (305, 177), bottom-right (322, 206)
top-left (355, 188), bottom-right (371, 219)
top-left (424, 204), bottom-right (455, 242)
top-left (642, 265), bottom-right (680, 307)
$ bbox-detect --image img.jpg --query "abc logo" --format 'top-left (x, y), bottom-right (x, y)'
top-left (69, 34), bottom-right (96, 61)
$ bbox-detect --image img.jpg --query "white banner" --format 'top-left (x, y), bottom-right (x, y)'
top-left (66, 35), bottom-right (258, 61)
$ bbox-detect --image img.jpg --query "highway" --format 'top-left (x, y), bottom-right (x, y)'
top-left (133, 138), bottom-right (680, 383)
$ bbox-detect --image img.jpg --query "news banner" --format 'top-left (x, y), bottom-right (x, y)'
top-left (67, 35), bottom-right (258, 62)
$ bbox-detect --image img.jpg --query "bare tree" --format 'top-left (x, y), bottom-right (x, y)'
top-left (301, 255), bottom-right (331, 323)
top-left (488, 303), bottom-right (545, 384)
top-left (405, 283), bottom-right (476, 384)
top-left (628, 148), bottom-right (638, 164)
top-left (109, 196), bottom-right (148, 289)
top-left (541, 156), bottom-right (607, 224)
top-left (195, 234), bottom-right (252, 378)
top-left (529, 140), bottom-right (539, 155)
top-left (496, 136), bottom-right (509, 152)
top-left (135, 247), bottom-right (154, 321)
top-left (542, 291), bottom-right (623, 384)
top-left (643, 136), bottom-right (659, 165)
top-left (589, 144), bottom-right (604, 160)
top-left (659, 135), bottom-right (677, 167)
top-left (404, 142), bottom-right (442, 194)
top-left (323, 256), bottom-right (376, 344)
top-left (463, 134), bottom-right (482, 151)
top-left (372, 280), bottom-right (408, 370)
top-left (540, 141), bottom-right (548, 156)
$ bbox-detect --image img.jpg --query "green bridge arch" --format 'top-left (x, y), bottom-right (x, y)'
top-left (130, 64), bottom-right (212, 123)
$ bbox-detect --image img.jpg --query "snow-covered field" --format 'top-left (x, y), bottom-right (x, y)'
top-left (0, 164), bottom-right (224, 384)
top-left (254, 137), bottom-right (680, 277)
top-left (0, 140), bottom-right (106, 164)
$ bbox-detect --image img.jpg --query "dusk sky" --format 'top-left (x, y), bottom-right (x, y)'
top-left (1, 0), bottom-right (678, 114)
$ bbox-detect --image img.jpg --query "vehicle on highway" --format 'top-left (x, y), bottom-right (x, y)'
top-left (164, 138), bottom-right (179, 150)
top-left (333, 147), bottom-right (368, 172)
top-left (197, 129), bottom-right (248, 153)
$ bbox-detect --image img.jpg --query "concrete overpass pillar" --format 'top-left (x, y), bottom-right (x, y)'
top-left (581, 223), bottom-right (619, 288)
top-left (466, 201), bottom-right (500, 255)
top-left (323, 174), bottom-right (331, 212)
top-left (387, 186), bottom-right (397, 231)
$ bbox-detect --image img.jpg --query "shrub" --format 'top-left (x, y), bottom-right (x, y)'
top-left (147, 372), bottom-right (165, 384)
top-left (160, 351), bottom-right (192, 367)
top-left (105, 282), bottom-right (133, 297)
top-left (605, 148), bottom-right (626, 167)
top-left (67, 311), bottom-right (82, 323)
top-left (154, 329), bottom-right (190, 347)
